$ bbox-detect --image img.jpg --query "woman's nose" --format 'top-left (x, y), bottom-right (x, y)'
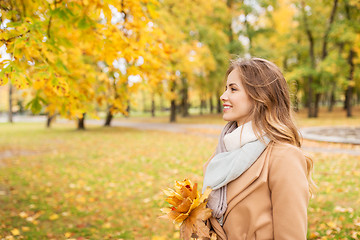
top-left (220, 91), bottom-right (228, 102)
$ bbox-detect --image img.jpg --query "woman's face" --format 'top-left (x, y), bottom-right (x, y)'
top-left (220, 68), bottom-right (254, 126)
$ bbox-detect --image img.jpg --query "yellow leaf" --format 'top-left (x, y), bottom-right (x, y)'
top-left (151, 236), bottom-right (166, 240)
top-left (19, 212), bottom-right (28, 218)
top-left (173, 232), bottom-right (180, 239)
top-left (210, 232), bottom-right (217, 240)
top-left (199, 187), bottom-right (212, 203)
top-left (160, 208), bottom-right (171, 214)
top-left (21, 226), bottom-right (30, 232)
top-left (102, 222), bottom-right (111, 229)
top-left (327, 221), bottom-right (337, 229)
top-left (11, 228), bottom-right (20, 236)
top-left (161, 178), bottom-right (213, 237)
top-left (49, 214), bottom-right (59, 220)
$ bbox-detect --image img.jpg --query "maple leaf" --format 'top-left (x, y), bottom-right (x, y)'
top-left (161, 179), bottom-right (212, 240)
top-left (180, 202), bottom-right (212, 240)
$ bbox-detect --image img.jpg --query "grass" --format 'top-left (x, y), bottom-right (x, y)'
top-left (0, 123), bottom-right (216, 239)
top-left (0, 107), bottom-right (360, 239)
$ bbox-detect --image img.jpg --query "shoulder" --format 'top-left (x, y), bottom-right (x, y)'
top-left (267, 142), bottom-right (307, 172)
top-left (269, 142), bottom-right (304, 158)
top-left (267, 141), bottom-right (309, 195)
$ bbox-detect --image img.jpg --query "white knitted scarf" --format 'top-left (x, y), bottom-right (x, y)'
top-left (203, 121), bottom-right (270, 225)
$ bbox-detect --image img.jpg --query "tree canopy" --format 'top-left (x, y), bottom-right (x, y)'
top-left (1, 0), bottom-right (359, 125)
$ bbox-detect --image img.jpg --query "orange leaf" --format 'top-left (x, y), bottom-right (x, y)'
top-left (176, 197), bottom-right (192, 213)
top-left (166, 196), bottom-right (182, 206)
top-left (180, 202), bottom-right (212, 240)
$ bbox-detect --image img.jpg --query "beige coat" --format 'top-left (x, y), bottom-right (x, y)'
top-left (204, 142), bottom-right (309, 240)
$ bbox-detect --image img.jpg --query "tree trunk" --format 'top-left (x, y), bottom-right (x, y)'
top-left (151, 95), bottom-right (155, 117)
top-left (181, 78), bottom-right (189, 117)
top-left (293, 96), bottom-right (299, 112)
top-left (18, 100), bottom-right (24, 114)
top-left (217, 93), bottom-right (222, 113)
top-left (346, 49), bottom-right (355, 117)
top-left (307, 76), bottom-right (315, 118)
top-left (301, 1), bottom-right (316, 118)
top-left (345, 87), bottom-right (353, 117)
top-left (314, 93), bottom-right (321, 118)
top-left (344, 3), bottom-right (355, 117)
top-left (343, 92), bottom-right (348, 110)
top-left (104, 110), bottom-right (113, 127)
top-left (318, 0), bottom-right (338, 115)
top-left (170, 80), bottom-right (176, 123)
top-left (77, 113), bottom-right (86, 130)
top-left (328, 89), bottom-right (335, 112)
top-left (292, 79), bottom-right (299, 112)
top-left (8, 83), bottom-right (13, 123)
top-left (170, 100), bottom-right (176, 122)
top-left (126, 100), bottom-right (130, 117)
top-left (321, 0), bottom-right (338, 59)
top-left (209, 96), bottom-right (214, 113)
top-left (200, 99), bottom-right (206, 115)
top-left (46, 114), bottom-right (55, 128)
top-left (160, 95), bottom-right (165, 112)
top-left (226, 0), bottom-right (234, 43)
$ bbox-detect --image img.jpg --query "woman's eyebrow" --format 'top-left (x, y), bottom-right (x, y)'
top-left (228, 83), bottom-right (239, 87)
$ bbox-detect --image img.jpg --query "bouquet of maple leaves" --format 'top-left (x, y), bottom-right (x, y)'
top-left (160, 179), bottom-right (216, 240)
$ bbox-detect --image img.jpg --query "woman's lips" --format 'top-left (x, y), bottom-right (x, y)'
top-left (223, 105), bottom-right (232, 112)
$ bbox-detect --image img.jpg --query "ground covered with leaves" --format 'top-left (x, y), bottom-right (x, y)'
top-left (0, 115), bottom-right (359, 239)
top-left (0, 123), bottom-right (215, 239)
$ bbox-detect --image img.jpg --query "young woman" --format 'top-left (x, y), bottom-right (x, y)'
top-left (202, 57), bottom-right (314, 240)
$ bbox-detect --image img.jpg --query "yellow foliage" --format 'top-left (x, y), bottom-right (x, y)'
top-left (49, 214), bottom-right (59, 220)
top-left (10, 228), bottom-right (20, 236)
top-left (161, 179), bottom-right (212, 240)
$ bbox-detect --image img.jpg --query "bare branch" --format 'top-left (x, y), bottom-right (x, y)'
top-left (321, 0), bottom-right (338, 59)
top-left (0, 5), bottom-right (11, 11)
top-left (0, 30), bottom-right (30, 43)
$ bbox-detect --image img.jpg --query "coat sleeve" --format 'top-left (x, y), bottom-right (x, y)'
top-left (268, 144), bottom-right (310, 240)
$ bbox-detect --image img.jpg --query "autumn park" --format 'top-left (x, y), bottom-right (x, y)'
top-left (0, 0), bottom-right (360, 239)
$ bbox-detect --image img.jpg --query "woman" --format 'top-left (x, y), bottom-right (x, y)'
top-left (202, 57), bottom-right (314, 240)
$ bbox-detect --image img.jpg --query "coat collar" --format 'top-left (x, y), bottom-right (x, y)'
top-left (204, 142), bottom-right (275, 238)
top-left (209, 217), bottom-right (227, 240)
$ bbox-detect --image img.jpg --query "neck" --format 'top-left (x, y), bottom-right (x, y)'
top-left (237, 119), bottom-right (252, 127)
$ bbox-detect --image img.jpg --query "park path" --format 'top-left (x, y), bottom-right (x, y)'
top-left (1, 115), bottom-right (360, 156)
top-left (92, 119), bottom-right (360, 156)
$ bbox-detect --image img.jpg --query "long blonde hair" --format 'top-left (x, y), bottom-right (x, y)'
top-left (226, 57), bottom-right (315, 194)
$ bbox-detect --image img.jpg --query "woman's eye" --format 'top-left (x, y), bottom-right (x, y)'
top-left (231, 88), bottom-right (237, 91)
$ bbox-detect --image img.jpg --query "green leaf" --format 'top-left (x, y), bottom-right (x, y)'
top-left (78, 17), bottom-right (90, 29)
top-left (38, 96), bottom-right (48, 105)
top-left (55, 59), bottom-right (70, 73)
top-left (51, 76), bottom-right (59, 86)
top-left (64, 8), bottom-right (75, 17)
top-left (51, 8), bottom-right (68, 20)
top-left (25, 97), bottom-right (42, 114)
top-left (6, 22), bottom-right (22, 28)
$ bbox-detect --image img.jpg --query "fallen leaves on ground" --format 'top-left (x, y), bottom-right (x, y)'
top-left (0, 120), bottom-right (359, 239)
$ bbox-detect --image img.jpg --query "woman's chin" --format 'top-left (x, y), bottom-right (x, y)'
top-left (222, 115), bottom-right (233, 122)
